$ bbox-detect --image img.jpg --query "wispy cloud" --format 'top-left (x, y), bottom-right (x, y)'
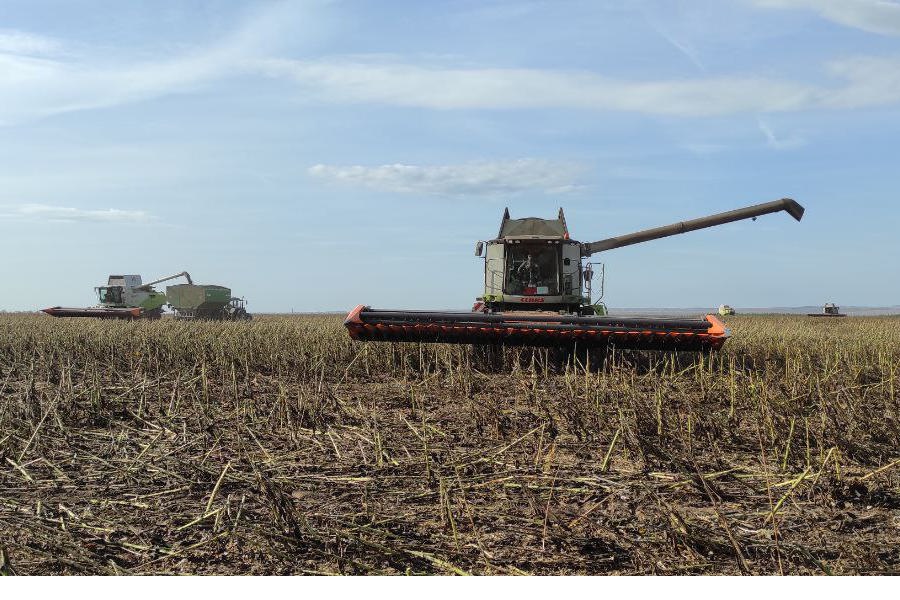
top-left (819, 55), bottom-right (900, 108)
top-left (0, 3), bottom-right (301, 125)
top-left (4, 204), bottom-right (153, 223)
top-left (0, 30), bottom-right (62, 56)
top-left (253, 58), bottom-right (814, 115)
top-left (308, 160), bottom-right (585, 196)
top-left (756, 117), bottom-right (806, 149)
top-left (637, 6), bottom-right (708, 72)
top-left (752, 0), bottom-right (900, 36)
top-left (0, 43), bottom-right (243, 125)
top-left (7, 3), bottom-right (900, 126)
top-left (252, 55), bottom-right (900, 116)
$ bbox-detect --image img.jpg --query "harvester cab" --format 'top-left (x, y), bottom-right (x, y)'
top-left (348, 197), bottom-right (804, 352)
top-left (473, 198), bottom-right (804, 318)
top-left (95, 275), bottom-right (166, 314)
top-left (475, 208), bottom-right (606, 315)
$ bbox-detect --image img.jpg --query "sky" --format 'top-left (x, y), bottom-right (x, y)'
top-left (1, 0), bottom-right (898, 313)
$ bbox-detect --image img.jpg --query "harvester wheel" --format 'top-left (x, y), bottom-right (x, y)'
top-left (231, 308), bottom-right (251, 321)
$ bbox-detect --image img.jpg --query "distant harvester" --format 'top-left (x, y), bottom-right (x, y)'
top-left (42, 272), bottom-right (251, 320)
top-left (808, 303), bottom-right (846, 318)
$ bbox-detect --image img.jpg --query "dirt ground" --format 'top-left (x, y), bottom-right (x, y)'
top-left (1, 314), bottom-right (898, 574)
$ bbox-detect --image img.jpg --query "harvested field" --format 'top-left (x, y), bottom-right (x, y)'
top-left (1, 313), bottom-right (899, 575)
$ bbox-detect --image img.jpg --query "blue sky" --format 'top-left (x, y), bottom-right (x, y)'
top-left (1, 0), bottom-right (898, 312)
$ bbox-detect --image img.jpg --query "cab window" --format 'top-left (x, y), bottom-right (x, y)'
top-left (99, 287), bottom-right (123, 304)
top-left (505, 243), bottom-right (559, 295)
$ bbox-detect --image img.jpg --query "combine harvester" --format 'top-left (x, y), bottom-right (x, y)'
top-left (808, 303), bottom-right (846, 318)
top-left (43, 272), bottom-right (251, 320)
top-left (345, 198), bottom-right (804, 352)
top-left (718, 304), bottom-right (736, 316)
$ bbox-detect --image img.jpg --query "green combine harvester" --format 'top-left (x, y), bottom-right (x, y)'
top-left (43, 272), bottom-right (251, 320)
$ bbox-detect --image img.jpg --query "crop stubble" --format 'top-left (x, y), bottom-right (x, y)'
top-left (0, 313), bottom-right (898, 575)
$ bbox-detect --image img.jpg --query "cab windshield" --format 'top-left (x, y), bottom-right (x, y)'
top-left (505, 243), bottom-right (559, 295)
top-left (98, 286), bottom-right (123, 304)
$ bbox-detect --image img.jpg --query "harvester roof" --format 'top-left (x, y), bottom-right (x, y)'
top-left (497, 208), bottom-right (569, 240)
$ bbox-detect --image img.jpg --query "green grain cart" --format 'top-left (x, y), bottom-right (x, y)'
top-left (166, 284), bottom-right (251, 320)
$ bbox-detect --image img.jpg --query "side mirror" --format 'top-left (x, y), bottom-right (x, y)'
top-left (475, 241), bottom-right (484, 257)
top-left (584, 264), bottom-right (593, 283)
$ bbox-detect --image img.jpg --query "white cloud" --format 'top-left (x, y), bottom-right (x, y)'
top-left (637, 7), bottom-right (708, 72)
top-left (0, 46), bottom-right (242, 125)
top-left (251, 55), bottom-right (900, 116)
top-left (254, 58), bottom-right (818, 116)
top-left (819, 55), bottom-right (900, 108)
top-left (0, 3), bottom-right (300, 125)
top-left (6, 2), bottom-right (900, 126)
top-left (0, 30), bottom-right (62, 56)
top-left (753, 0), bottom-right (900, 36)
top-left (11, 204), bottom-right (153, 223)
top-left (756, 117), bottom-right (806, 149)
top-left (308, 160), bottom-right (585, 196)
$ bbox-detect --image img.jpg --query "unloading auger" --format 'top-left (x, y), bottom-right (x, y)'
top-left (345, 198), bottom-right (804, 352)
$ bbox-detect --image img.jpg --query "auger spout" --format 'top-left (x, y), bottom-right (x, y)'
top-left (581, 198), bottom-right (804, 256)
top-left (139, 271), bottom-right (192, 290)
